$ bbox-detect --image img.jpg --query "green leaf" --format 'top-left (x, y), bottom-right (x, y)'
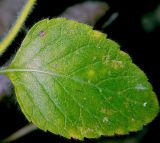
top-left (1, 18), bottom-right (159, 140)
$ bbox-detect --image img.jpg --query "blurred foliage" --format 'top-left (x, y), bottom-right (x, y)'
top-left (61, 1), bottom-right (109, 26)
top-left (0, 0), bottom-right (26, 38)
top-left (142, 4), bottom-right (160, 32)
top-left (0, 75), bottom-right (12, 100)
top-left (0, 0), bottom-right (36, 55)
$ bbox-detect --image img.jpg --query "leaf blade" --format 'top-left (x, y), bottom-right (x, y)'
top-left (4, 18), bottom-right (159, 139)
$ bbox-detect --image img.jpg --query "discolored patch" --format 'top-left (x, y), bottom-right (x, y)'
top-left (39, 31), bottom-right (46, 37)
top-left (87, 69), bottom-right (96, 79)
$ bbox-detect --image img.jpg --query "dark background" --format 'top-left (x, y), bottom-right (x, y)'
top-left (0, 0), bottom-right (159, 143)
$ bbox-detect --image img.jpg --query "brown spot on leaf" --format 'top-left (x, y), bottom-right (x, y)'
top-left (39, 31), bottom-right (45, 37)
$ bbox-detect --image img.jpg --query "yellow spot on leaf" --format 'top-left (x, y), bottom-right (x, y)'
top-left (100, 108), bottom-right (115, 116)
top-left (68, 129), bottom-right (82, 139)
top-left (88, 69), bottom-right (96, 79)
top-left (93, 30), bottom-right (103, 39)
top-left (115, 128), bottom-right (125, 135)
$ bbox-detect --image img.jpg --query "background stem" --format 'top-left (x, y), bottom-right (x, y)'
top-left (2, 124), bottom-right (37, 143)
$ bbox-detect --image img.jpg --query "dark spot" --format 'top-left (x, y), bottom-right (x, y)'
top-left (39, 31), bottom-right (45, 37)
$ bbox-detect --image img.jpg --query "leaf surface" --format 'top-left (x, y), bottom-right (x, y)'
top-left (3, 18), bottom-right (159, 139)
